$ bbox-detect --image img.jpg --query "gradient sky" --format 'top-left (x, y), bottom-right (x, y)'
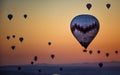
top-left (0, 0), bottom-right (120, 66)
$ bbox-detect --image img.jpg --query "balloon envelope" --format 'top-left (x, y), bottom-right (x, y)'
top-left (86, 3), bottom-right (92, 10)
top-left (70, 14), bottom-right (100, 49)
top-left (8, 14), bottom-right (13, 20)
top-left (34, 56), bottom-right (38, 61)
top-left (6, 36), bottom-right (10, 40)
top-left (106, 3), bottom-right (111, 9)
top-left (19, 37), bottom-right (24, 42)
top-left (89, 50), bottom-right (93, 55)
top-left (11, 46), bottom-right (15, 50)
top-left (51, 54), bottom-right (55, 59)
top-left (98, 63), bottom-right (103, 68)
top-left (24, 14), bottom-right (27, 19)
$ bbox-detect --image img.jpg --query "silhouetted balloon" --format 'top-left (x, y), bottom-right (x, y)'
top-left (89, 50), bottom-right (93, 55)
top-left (11, 46), bottom-right (15, 50)
top-left (115, 50), bottom-right (118, 54)
top-left (12, 35), bottom-right (15, 38)
top-left (59, 67), bottom-right (63, 71)
top-left (18, 66), bottom-right (21, 71)
top-left (98, 63), bottom-right (103, 68)
top-left (38, 69), bottom-right (42, 72)
top-left (6, 36), bottom-right (10, 40)
top-left (19, 37), bottom-right (24, 42)
top-left (51, 54), bottom-right (55, 59)
top-left (31, 61), bottom-right (34, 65)
top-left (48, 42), bottom-right (51, 46)
top-left (106, 3), bottom-right (111, 9)
top-left (34, 56), bottom-right (38, 61)
top-left (97, 50), bottom-right (101, 54)
top-left (24, 14), bottom-right (27, 19)
top-left (106, 53), bottom-right (109, 57)
top-left (8, 14), bottom-right (13, 20)
top-left (70, 14), bottom-right (100, 49)
top-left (86, 3), bottom-right (92, 10)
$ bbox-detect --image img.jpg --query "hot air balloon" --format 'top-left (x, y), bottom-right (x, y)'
top-left (59, 67), bottom-right (63, 71)
top-left (97, 50), bottom-right (101, 54)
top-left (8, 14), bottom-right (13, 20)
top-left (98, 63), bottom-right (103, 68)
top-left (31, 61), bottom-right (34, 65)
top-left (6, 36), bottom-right (10, 40)
top-left (86, 3), bottom-right (92, 10)
top-left (18, 66), bottom-right (21, 71)
top-left (11, 45), bottom-right (15, 50)
top-left (115, 50), bottom-right (118, 54)
top-left (70, 14), bottom-right (100, 50)
top-left (12, 35), bottom-right (15, 38)
top-left (24, 14), bottom-right (27, 19)
top-left (34, 56), bottom-right (38, 61)
top-left (38, 69), bottom-right (42, 72)
top-left (51, 54), bottom-right (55, 59)
top-left (106, 3), bottom-right (111, 9)
top-left (19, 37), bottom-right (24, 43)
top-left (105, 53), bottom-right (109, 57)
top-left (48, 42), bottom-right (51, 46)
top-left (89, 50), bottom-right (93, 55)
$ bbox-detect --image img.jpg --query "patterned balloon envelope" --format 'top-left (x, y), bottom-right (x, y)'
top-left (70, 14), bottom-right (100, 49)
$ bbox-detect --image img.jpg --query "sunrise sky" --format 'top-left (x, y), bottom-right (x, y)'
top-left (0, 0), bottom-right (120, 66)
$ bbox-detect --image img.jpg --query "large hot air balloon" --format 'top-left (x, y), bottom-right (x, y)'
top-left (19, 37), bottom-right (24, 43)
top-left (70, 14), bottom-right (100, 50)
top-left (98, 63), bottom-right (103, 68)
top-left (6, 36), bottom-right (10, 40)
top-left (8, 14), bottom-right (13, 20)
top-left (51, 54), bottom-right (55, 59)
top-left (106, 3), bottom-right (111, 9)
top-left (86, 3), bottom-right (92, 10)
top-left (34, 56), bottom-right (38, 61)
top-left (24, 14), bottom-right (27, 19)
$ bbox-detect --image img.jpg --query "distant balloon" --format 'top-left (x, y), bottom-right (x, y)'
top-left (70, 14), bottom-right (100, 49)
top-left (19, 37), bottom-right (24, 42)
top-left (11, 46), bottom-right (15, 50)
top-left (31, 61), bottom-right (34, 65)
top-left (97, 50), bottom-right (101, 54)
top-left (106, 53), bottom-right (109, 57)
top-left (106, 3), bottom-right (111, 9)
top-left (8, 14), bottom-right (13, 20)
top-left (38, 69), bottom-right (42, 72)
top-left (6, 36), bottom-right (10, 40)
top-left (34, 56), bottom-right (38, 61)
top-left (18, 66), bottom-right (21, 71)
top-left (86, 3), bottom-right (92, 10)
top-left (98, 63), bottom-right (103, 68)
top-left (24, 14), bottom-right (27, 19)
top-left (89, 50), bottom-right (93, 55)
top-left (115, 50), bottom-right (118, 54)
top-left (59, 67), bottom-right (63, 71)
top-left (51, 54), bottom-right (55, 59)
top-left (12, 35), bottom-right (15, 38)
top-left (48, 42), bottom-right (51, 46)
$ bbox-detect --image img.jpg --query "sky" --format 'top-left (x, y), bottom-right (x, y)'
top-left (0, 0), bottom-right (120, 66)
